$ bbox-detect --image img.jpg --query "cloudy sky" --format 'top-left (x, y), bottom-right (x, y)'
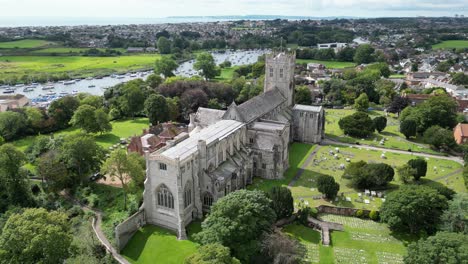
top-left (0, 0), bottom-right (466, 18)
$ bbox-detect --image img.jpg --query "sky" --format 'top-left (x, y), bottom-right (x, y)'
top-left (0, 0), bottom-right (466, 18)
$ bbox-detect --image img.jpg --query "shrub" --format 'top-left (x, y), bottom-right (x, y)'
top-left (338, 112), bottom-right (374, 138)
top-left (316, 175), bottom-right (340, 200)
top-left (355, 209), bottom-right (364, 218)
top-left (369, 210), bottom-right (379, 221)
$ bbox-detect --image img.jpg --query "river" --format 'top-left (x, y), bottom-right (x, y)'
top-left (0, 49), bottom-right (269, 105)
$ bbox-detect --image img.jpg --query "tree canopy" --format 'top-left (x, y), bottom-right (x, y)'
top-left (338, 112), bottom-right (374, 138)
top-left (194, 52), bottom-right (221, 80)
top-left (316, 174), bottom-right (340, 199)
top-left (144, 94), bottom-right (170, 125)
top-left (194, 190), bottom-right (276, 263)
top-left (185, 243), bottom-right (240, 264)
top-left (354, 93), bottom-right (369, 111)
top-left (266, 186), bottom-right (294, 220)
top-left (380, 185), bottom-right (448, 234)
top-left (154, 56), bottom-right (178, 78)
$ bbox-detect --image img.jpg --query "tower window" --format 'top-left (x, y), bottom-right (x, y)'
top-left (159, 163), bottom-right (167, 170)
top-left (280, 68), bottom-right (284, 78)
top-left (269, 68), bottom-right (274, 77)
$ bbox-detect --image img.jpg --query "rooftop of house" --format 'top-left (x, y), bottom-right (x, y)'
top-left (158, 119), bottom-right (244, 160)
top-left (455, 123), bottom-right (468, 137)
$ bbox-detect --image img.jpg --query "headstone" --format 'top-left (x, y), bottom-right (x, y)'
top-left (371, 191), bottom-right (376, 196)
top-left (346, 197), bottom-right (352, 202)
top-left (364, 199), bottom-right (370, 204)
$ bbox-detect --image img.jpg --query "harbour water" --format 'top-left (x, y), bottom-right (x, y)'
top-left (0, 49), bottom-right (268, 105)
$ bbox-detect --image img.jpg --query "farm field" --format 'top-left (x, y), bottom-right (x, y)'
top-left (0, 54), bottom-right (161, 80)
top-left (325, 109), bottom-right (440, 155)
top-left (122, 222), bottom-right (201, 264)
top-left (0, 39), bottom-right (54, 49)
top-left (31, 47), bottom-right (127, 54)
top-left (296, 59), bottom-right (355, 69)
top-left (12, 118), bottom-right (149, 151)
top-left (283, 215), bottom-right (411, 264)
top-left (432, 40), bottom-right (468, 49)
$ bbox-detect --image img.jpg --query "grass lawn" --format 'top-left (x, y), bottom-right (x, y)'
top-left (432, 40), bottom-right (468, 49)
top-left (283, 215), bottom-right (412, 264)
top-left (0, 39), bottom-right (54, 49)
top-left (325, 109), bottom-right (440, 155)
top-left (389, 74), bottom-right (405, 79)
top-left (289, 144), bottom-right (465, 210)
top-left (12, 118), bottom-right (149, 151)
top-left (296, 59), bottom-right (355, 69)
top-left (0, 54), bottom-right (161, 80)
top-left (31, 47), bottom-right (127, 54)
top-left (216, 66), bottom-right (238, 82)
top-left (248, 143), bottom-right (317, 192)
top-left (121, 223), bottom-right (201, 264)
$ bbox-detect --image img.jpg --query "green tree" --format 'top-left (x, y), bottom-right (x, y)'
top-left (207, 98), bottom-right (223, 109)
top-left (317, 174), bottom-right (340, 200)
top-left (48, 96), bottom-right (80, 129)
top-left (380, 185), bottom-right (448, 234)
top-left (95, 108), bottom-right (112, 134)
top-left (423, 125), bottom-right (456, 150)
top-left (157, 37), bottom-right (172, 54)
top-left (37, 151), bottom-right (70, 193)
top-left (0, 208), bottom-right (72, 264)
top-left (397, 164), bottom-right (416, 183)
top-left (353, 44), bottom-right (375, 64)
top-left (411, 62), bottom-right (419, 72)
top-left (400, 119), bottom-right (417, 139)
top-left (354, 93), bottom-right (369, 111)
top-left (185, 243), bottom-right (240, 264)
top-left (266, 186), bottom-right (294, 220)
top-left (295, 85), bottom-right (312, 105)
top-left (154, 57), bottom-right (178, 78)
top-left (373, 116), bottom-right (387, 133)
top-left (407, 158), bottom-right (427, 181)
top-left (195, 190), bottom-right (276, 263)
top-left (101, 149), bottom-right (145, 210)
top-left (338, 112), bottom-right (374, 138)
top-left (194, 52), bottom-right (221, 80)
top-left (350, 163), bottom-right (394, 189)
top-left (144, 94), bottom-right (169, 125)
top-left (166, 97), bottom-right (180, 121)
top-left (0, 144), bottom-right (33, 212)
top-left (440, 193), bottom-right (467, 234)
top-left (0, 111), bottom-right (27, 141)
top-left (70, 105), bottom-right (111, 134)
top-left (0, 136), bottom-right (3, 146)
top-left (24, 107), bottom-right (45, 132)
top-left (60, 134), bottom-right (106, 186)
top-left (146, 74), bottom-right (163, 88)
top-left (119, 81), bottom-right (146, 118)
top-left (452, 73), bottom-right (468, 86)
top-left (404, 232), bottom-right (468, 264)
top-left (80, 95), bottom-right (103, 109)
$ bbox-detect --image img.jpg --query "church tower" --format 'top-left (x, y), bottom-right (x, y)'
top-left (264, 51), bottom-right (296, 107)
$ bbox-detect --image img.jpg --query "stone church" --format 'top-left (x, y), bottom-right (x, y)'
top-left (142, 51), bottom-right (325, 239)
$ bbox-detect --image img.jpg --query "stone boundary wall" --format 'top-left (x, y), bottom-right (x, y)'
top-left (115, 209), bottom-right (146, 252)
top-left (317, 205), bottom-right (373, 217)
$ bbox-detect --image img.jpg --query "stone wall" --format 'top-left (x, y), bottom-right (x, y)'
top-left (317, 205), bottom-right (373, 217)
top-left (115, 209), bottom-right (146, 252)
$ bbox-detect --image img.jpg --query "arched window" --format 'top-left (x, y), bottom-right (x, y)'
top-left (203, 192), bottom-right (213, 207)
top-left (156, 184), bottom-right (174, 209)
top-left (184, 183), bottom-right (192, 208)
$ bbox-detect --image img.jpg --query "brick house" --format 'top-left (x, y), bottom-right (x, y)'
top-left (453, 123), bottom-right (468, 144)
top-left (127, 123), bottom-right (186, 155)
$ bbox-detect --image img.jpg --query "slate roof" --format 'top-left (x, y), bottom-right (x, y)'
top-left (236, 87), bottom-right (286, 123)
top-left (194, 107), bottom-right (226, 127)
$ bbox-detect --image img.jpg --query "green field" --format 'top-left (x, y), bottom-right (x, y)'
top-left (31, 47), bottom-right (127, 54)
top-left (389, 74), bottom-right (405, 79)
top-left (0, 39), bottom-right (54, 49)
top-left (216, 66), bottom-right (237, 81)
top-left (12, 118), bottom-right (149, 151)
top-left (432, 40), bottom-right (468, 49)
top-left (0, 54), bottom-right (161, 80)
top-left (325, 109), bottom-right (439, 155)
top-left (122, 223), bottom-right (201, 264)
top-left (283, 215), bottom-right (411, 264)
top-left (296, 59), bottom-right (355, 69)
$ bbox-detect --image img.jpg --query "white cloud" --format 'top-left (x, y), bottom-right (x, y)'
top-left (0, 0), bottom-right (466, 18)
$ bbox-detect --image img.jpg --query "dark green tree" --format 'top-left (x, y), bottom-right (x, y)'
top-left (154, 56), bottom-right (178, 78)
top-left (0, 111), bottom-right (27, 141)
top-left (350, 163), bottom-right (394, 189)
top-left (144, 94), bottom-right (169, 125)
top-left (400, 119), bottom-right (417, 139)
top-left (440, 193), bottom-right (467, 234)
top-left (48, 96), bottom-right (80, 129)
top-left (316, 174), bottom-right (340, 200)
top-left (404, 232), bottom-right (468, 264)
top-left (423, 125), bottom-right (457, 150)
top-left (407, 158), bottom-right (428, 181)
top-left (146, 74), bottom-right (163, 88)
top-left (37, 151), bottom-right (70, 193)
top-left (195, 190), bottom-right (276, 263)
top-left (354, 93), bottom-right (369, 112)
top-left (353, 44), bottom-right (375, 64)
top-left (380, 185), bottom-right (448, 234)
top-left (373, 116), bottom-right (387, 133)
top-left (119, 81), bottom-right (146, 118)
top-left (295, 85), bottom-right (312, 105)
top-left (338, 112), bottom-right (374, 138)
top-left (157, 37), bottom-right (172, 54)
top-left (266, 186), bottom-right (294, 220)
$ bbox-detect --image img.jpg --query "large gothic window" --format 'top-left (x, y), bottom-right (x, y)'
top-left (203, 192), bottom-right (213, 207)
top-left (157, 184), bottom-right (174, 209)
top-left (184, 183), bottom-right (192, 208)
